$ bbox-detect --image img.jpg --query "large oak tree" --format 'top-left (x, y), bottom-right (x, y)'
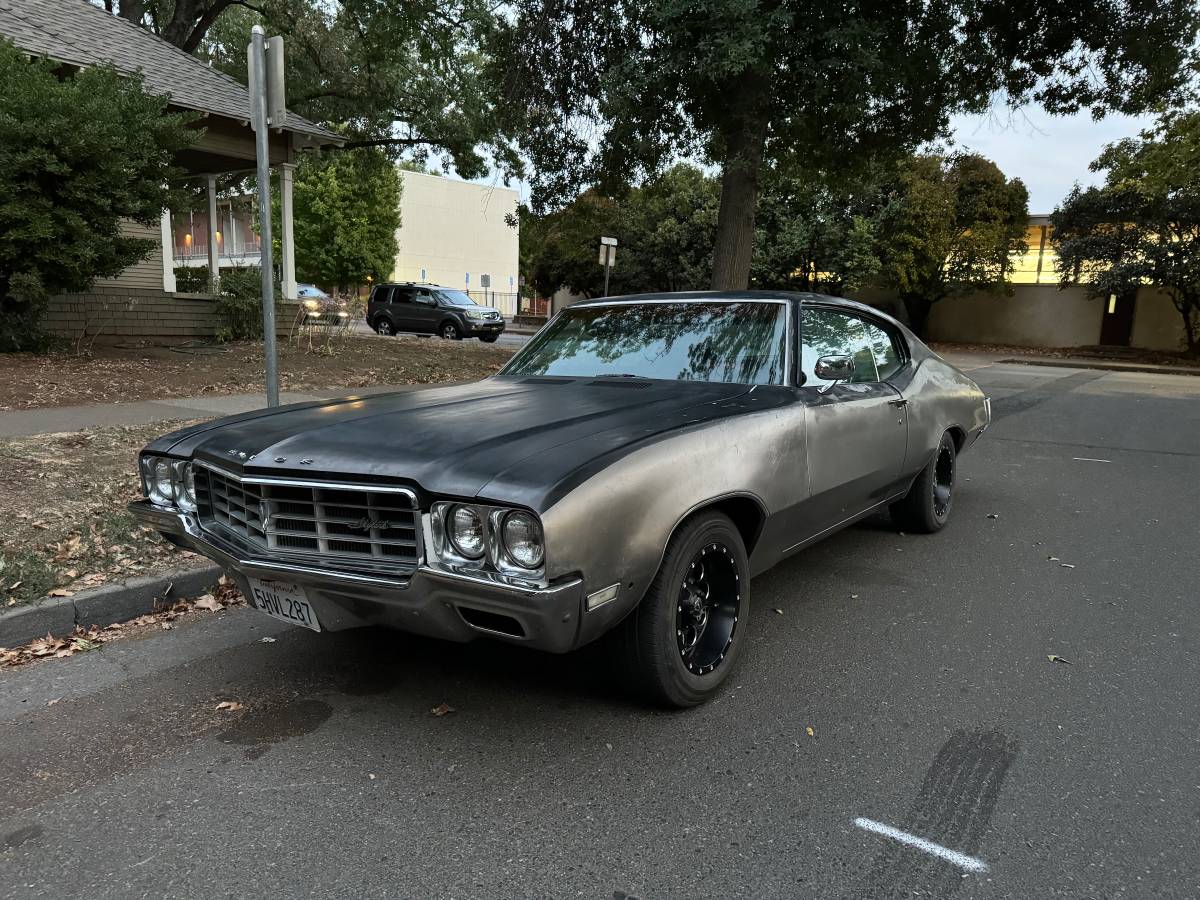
top-left (497, 0), bottom-right (1198, 290)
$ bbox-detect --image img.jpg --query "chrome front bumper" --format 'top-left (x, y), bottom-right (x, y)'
top-left (130, 501), bottom-right (585, 652)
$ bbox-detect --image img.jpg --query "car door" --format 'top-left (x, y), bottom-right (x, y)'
top-left (388, 286), bottom-right (417, 331)
top-left (795, 307), bottom-right (909, 537)
top-left (411, 288), bottom-right (441, 333)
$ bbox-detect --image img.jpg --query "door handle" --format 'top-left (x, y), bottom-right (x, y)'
top-left (888, 398), bottom-right (908, 408)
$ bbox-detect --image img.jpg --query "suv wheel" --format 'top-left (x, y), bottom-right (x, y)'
top-left (374, 318), bottom-right (394, 336)
top-left (440, 321), bottom-right (462, 340)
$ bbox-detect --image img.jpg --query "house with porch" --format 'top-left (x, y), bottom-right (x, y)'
top-left (0, 0), bottom-right (342, 339)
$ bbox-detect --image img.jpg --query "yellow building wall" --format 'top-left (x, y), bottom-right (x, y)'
top-left (391, 172), bottom-right (521, 315)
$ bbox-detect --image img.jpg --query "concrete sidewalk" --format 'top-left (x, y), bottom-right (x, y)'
top-left (0, 382), bottom-right (430, 439)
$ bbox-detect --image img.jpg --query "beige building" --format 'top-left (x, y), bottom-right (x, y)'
top-left (392, 172), bottom-right (521, 315)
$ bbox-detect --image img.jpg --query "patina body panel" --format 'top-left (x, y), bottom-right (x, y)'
top-left (131, 291), bottom-right (989, 653)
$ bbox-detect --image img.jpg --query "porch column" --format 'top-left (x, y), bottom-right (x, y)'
top-left (160, 208), bottom-right (176, 292)
top-left (279, 162), bottom-right (297, 300)
top-left (206, 175), bottom-right (220, 292)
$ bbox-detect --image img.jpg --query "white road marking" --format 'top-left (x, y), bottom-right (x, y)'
top-left (853, 817), bottom-right (989, 873)
top-left (1072, 457), bottom-right (1112, 463)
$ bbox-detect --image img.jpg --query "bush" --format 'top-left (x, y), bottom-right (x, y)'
top-left (0, 39), bottom-right (195, 352)
top-left (174, 267), bottom-right (212, 293)
top-left (214, 267), bottom-right (282, 342)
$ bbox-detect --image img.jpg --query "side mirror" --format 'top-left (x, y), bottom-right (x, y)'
top-left (814, 354), bottom-right (854, 393)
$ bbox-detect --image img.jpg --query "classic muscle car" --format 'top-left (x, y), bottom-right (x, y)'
top-left (131, 292), bottom-right (989, 706)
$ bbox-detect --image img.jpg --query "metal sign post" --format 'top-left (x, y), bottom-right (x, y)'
top-left (248, 26), bottom-right (283, 407)
top-left (599, 236), bottom-right (617, 297)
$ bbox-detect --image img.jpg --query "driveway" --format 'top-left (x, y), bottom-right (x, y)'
top-left (1, 361), bottom-right (1198, 898)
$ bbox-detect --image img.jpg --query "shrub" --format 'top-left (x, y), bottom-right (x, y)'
top-left (174, 267), bottom-right (212, 293)
top-left (214, 267), bottom-right (282, 342)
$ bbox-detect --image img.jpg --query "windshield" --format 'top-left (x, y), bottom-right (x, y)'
top-left (438, 290), bottom-right (478, 306)
top-left (500, 300), bottom-right (788, 384)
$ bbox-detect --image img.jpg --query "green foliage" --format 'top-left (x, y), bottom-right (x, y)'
top-left (1053, 112), bottom-right (1200, 354)
top-left (200, 1), bottom-right (520, 179)
top-left (213, 267), bottom-right (280, 342)
top-left (752, 171), bottom-right (882, 295)
top-left (174, 267), bottom-right (212, 294)
top-left (498, 0), bottom-right (1198, 288)
top-left (281, 148), bottom-right (401, 291)
top-left (522, 164), bottom-right (718, 298)
top-left (0, 40), bottom-right (196, 351)
top-left (872, 154), bottom-right (1029, 335)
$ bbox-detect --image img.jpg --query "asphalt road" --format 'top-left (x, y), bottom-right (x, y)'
top-left (350, 319), bottom-right (533, 349)
top-left (3, 361), bottom-right (1199, 899)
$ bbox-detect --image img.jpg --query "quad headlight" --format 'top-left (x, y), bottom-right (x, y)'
top-left (500, 511), bottom-right (544, 569)
top-left (447, 504), bottom-right (486, 559)
top-left (431, 501), bottom-right (545, 576)
top-left (140, 456), bottom-right (197, 511)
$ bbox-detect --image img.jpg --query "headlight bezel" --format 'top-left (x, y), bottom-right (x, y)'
top-left (498, 510), bottom-right (545, 569)
top-left (430, 501), bottom-right (546, 582)
top-left (447, 504), bottom-right (486, 559)
top-left (140, 455), bottom-right (196, 511)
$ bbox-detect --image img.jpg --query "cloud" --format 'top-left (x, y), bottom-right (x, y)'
top-left (949, 106), bottom-right (1154, 214)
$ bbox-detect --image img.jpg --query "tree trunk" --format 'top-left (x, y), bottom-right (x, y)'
top-left (710, 83), bottom-right (768, 291)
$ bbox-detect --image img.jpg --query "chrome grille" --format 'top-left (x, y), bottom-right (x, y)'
top-left (195, 466), bottom-right (420, 573)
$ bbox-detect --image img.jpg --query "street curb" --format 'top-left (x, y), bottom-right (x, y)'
top-left (0, 564), bottom-right (222, 648)
top-left (998, 358), bottom-right (1200, 377)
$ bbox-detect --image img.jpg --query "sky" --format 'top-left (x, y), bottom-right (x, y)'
top-left (947, 105), bottom-right (1153, 214)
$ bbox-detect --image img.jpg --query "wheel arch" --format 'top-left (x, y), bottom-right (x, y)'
top-left (945, 424), bottom-right (967, 452)
top-left (668, 492), bottom-right (767, 559)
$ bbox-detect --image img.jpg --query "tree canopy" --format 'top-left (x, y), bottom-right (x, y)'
top-left (1053, 112), bottom-right (1200, 354)
top-left (873, 153), bottom-right (1030, 335)
top-left (498, 0), bottom-right (1199, 289)
top-left (522, 164), bottom-right (719, 299)
top-left (103, 0), bottom-right (521, 180)
top-left (287, 147), bottom-right (401, 291)
top-left (0, 40), bottom-right (195, 351)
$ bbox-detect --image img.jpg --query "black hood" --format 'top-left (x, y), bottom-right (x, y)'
top-left (158, 377), bottom-right (756, 504)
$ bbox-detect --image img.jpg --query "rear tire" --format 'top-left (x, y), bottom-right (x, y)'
top-left (615, 512), bottom-right (750, 707)
top-left (890, 431), bottom-right (957, 533)
top-left (440, 321), bottom-right (462, 340)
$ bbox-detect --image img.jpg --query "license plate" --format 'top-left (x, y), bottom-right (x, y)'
top-left (247, 578), bottom-right (320, 631)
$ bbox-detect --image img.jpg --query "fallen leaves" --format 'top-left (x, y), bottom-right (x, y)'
top-left (806, 726), bottom-right (815, 737)
top-left (1047, 654), bottom-right (1073, 665)
top-left (430, 702), bottom-right (455, 717)
top-left (0, 580), bottom-right (245, 670)
top-left (215, 700), bottom-right (244, 712)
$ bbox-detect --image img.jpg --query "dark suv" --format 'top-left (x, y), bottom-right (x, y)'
top-left (366, 283), bottom-right (506, 342)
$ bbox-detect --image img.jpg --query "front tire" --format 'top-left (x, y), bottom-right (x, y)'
top-left (374, 318), bottom-right (394, 336)
top-left (618, 512), bottom-right (750, 707)
top-left (440, 321), bottom-right (462, 340)
top-left (891, 431), bottom-right (957, 533)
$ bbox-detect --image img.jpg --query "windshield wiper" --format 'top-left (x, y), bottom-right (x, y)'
top-left (594, 373), bottom-right (648, 379)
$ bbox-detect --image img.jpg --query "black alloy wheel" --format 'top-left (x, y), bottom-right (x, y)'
top-left (617, 510), bottom-right (751, 707)
top-left (891, 430), bottom-right (957, 533)
top-left (676, 544), bottom-right (741, 676)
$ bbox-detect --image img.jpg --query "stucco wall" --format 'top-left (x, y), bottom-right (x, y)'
top-left (1130, 289), bottom-right (1190, 352)
top-left (924, 285), bottom-right (1104, 348)
top-left (392, 172), bottom-right (520, 314)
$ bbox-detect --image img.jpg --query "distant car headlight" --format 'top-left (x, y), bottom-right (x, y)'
top-left (447, 504), bottom-right (486, 559)
top-left (501, 511), bottom-right (544, 569)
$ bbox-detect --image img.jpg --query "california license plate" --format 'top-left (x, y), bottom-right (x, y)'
top-left (247, 578), bottom-right (320, 631)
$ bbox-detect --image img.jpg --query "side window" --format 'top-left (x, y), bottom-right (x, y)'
top-left (800, 309), bottom-right (879, 385)
top-left (372, 285), bottom-right (393, 305)
top-left (862, 320), bottom-right (904, 380)
top-left (391, 287), bottom-right (415, 305)
top-left (416, 289), bottom-right (434, 304)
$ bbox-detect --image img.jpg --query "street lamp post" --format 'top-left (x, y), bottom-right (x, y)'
top-left (599, 236), bottom-right (617, 297)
